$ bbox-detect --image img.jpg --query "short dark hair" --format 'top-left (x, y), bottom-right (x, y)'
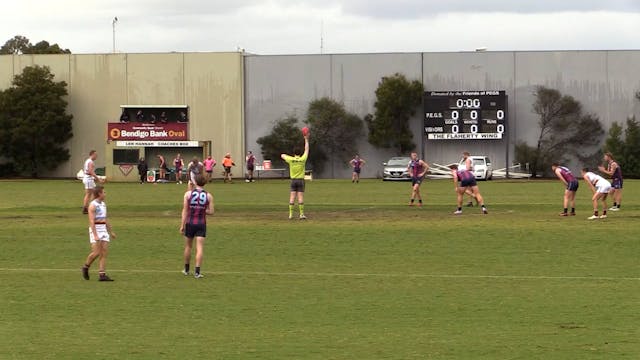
top-left (582, 167), bottom-right (590, 172)
top-left (551, 162), bottom-right (559, 167)
top-left (89, 150), bottom-right (96, 156)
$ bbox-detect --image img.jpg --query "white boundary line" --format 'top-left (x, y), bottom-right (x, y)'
top-left (0, 268), bottom-right (638, 281)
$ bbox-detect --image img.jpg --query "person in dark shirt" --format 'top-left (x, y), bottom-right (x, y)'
top-left (598, 152), bottom-right (623, 211)
top-left (179, 111), bottom-right (188, 122)
top-left (551, 163), bottom-right (579, 216)
top-left (407, 152), bottom-right (429, 207)
top-left (137, 157), bottom-right (148, 184)
top-left (449, 164), bottom-right (488, 215)
top-left (136, 110), bottom-right (145, 122)
top-left (245, 151), bottom-right (256, 182)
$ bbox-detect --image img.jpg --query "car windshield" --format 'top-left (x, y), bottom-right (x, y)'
top-left (387, 159), bottom-right (409, 166)
top-left (473, 159), bottom-right (485, 166)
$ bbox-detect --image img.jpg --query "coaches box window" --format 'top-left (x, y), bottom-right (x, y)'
top-left (113, 149), bottom-right (140, 164)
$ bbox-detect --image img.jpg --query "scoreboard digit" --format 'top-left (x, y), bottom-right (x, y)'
top-left (424, 90), bottom-right (507, 140)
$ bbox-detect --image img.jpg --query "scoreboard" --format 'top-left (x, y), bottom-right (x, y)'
top-left (424, 90), bottom-right (507, 140)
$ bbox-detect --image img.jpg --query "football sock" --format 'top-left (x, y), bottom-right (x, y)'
top-left (563, 208), bottom-right (568, 214)
top-left (457, 207), bottom-right (462, 211)
top-left (195, 267), bottom-right (201, 275)
top-left (603, 210), bottom-right (607, 215)
top-left (289, 204), bottom-right (294, 217)
top-left (184, 264), bottom-right (190, 273)
top-left (299, 203), bottom-right (304, 215)
top-left (571, 208), bottom-right (575, 213)
top-left (613, 202), bottom-right (617, 207)
top-left (83, 264), bottom-right (90, 269)
top-left (418, 199), bottom-right (423, 204)
top-left (593, 210), bottom-right (598, 216)
top-left (410, 199), bottom-right (415, 204)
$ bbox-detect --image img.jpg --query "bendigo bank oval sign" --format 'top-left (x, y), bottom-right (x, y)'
top-left (108, 123), bottom-right (188, 141)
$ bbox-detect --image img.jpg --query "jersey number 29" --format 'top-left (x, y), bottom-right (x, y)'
top-left (190, 191), bottom-right (207, 206)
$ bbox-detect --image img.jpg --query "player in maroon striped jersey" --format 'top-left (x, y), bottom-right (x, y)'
top-left (180, 174), bottom-right (214, 278)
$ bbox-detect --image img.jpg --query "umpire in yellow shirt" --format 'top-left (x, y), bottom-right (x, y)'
top-left (281, 132), bottom-right (310, 220)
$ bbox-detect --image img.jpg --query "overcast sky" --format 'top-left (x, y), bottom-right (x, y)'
top-left (2, 0), bottom-right (640, 54)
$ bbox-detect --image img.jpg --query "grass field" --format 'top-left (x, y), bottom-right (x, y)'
top-left (0, 178), bottom-right (639, 359)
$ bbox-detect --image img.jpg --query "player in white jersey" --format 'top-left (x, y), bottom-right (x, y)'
top-left (82, 186), bottom-right (116, 281)
top-left (581, 168), bottom-right (611, 220)
top-left (82, 150), bottom-right (100, 214)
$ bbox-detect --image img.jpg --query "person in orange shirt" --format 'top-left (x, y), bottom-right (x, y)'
top-left (222, 153), bottom-right (235, 183)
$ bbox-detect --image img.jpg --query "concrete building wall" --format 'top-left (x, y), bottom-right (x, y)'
top-left (0, 52), bottom-right (244, 180)
top-left (184, 52), bottom-right (244, 170)
top-left (70, 54), bottom-right (128, 178)
top-left (245, 53), bottom-right (423, 179)
top-left (245, 50), bottom-right (640, 178)
top-left (1, 50), bottom-right (638, 179)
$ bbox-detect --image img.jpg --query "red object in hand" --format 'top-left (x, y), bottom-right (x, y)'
top-left (301, 127), bottom-right (310, 136)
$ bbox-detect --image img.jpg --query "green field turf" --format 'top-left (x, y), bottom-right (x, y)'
top-left (0, 178), bottom-right (638, 359)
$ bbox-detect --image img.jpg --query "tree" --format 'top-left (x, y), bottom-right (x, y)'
top-left (0, 35), bottom-right (70, 54)
top-left (256, 116), bottom-right (304, 168)
top-left (603, 121), bottom-right (624, 157)
top-left (622, 116), bottom-right (640, 178)
top-left (515, 86), bottom-right (604, 177)
top-left (25, 40), bottom-right (71, 54)
top-left (306, 98), bottom-right (363, 176)
top-left (0, 35), bottom-right (31, 54)
top-left (366, 73), bottom-right (423, 154)
top-left (0, 66), bottom-right (73, 177)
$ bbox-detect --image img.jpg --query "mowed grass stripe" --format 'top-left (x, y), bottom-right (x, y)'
top-left (1, 267), bottom-right (639, 281)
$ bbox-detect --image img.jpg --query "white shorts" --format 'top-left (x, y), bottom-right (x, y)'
top-left (83, 177), bottom-right (96, 190)
top-left (89, 224), bottom-right (110, 243)
top-left (596, 181), bottom-right (611, 194)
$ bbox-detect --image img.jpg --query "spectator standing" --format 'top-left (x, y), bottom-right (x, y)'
top-left (246, 151), bottom-right (256, 182)
top-left (222, 153), bottom-right (235, 183)
top-left (157, 154), bottom-right (167, 181)
top-left (203, 155), bottom-right (216, 182)
top-left (137, 157), bottom-right (148, 184)
top-left (174, 153), bottom-right (184, 184)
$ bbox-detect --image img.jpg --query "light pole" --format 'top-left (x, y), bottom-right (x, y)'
top-left (112, 17), bottom-right (118, 53)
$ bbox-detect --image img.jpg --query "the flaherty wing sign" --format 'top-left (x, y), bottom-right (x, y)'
top-left (108, 122), bottom-right (188, 141)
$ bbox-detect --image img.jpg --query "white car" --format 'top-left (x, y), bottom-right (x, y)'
top-left (382, 157), bottom-right (412, 181)
top-left (458, 156), bottom-right (493, 180)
